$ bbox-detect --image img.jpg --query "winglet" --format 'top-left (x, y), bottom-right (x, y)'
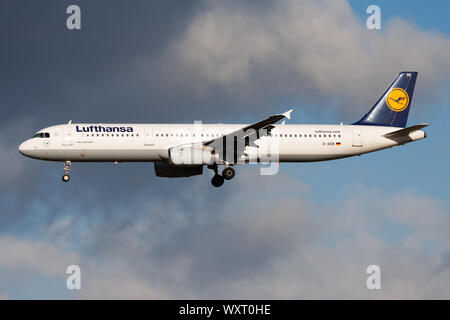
top-left (283, 109), bottom-right (293, 120)
top-left (68, 120), bottom-right (72, 124)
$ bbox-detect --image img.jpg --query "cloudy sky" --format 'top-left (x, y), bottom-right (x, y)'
top-left (0, 0), bottom-right (449, 299)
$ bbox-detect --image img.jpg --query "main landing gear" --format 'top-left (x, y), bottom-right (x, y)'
top-left (62, 161), bottom-right (71, 182)
top-left (208, 164), bottom-right (235, 188)
top-left (222, 167), bottom-right (235, 180)
top-left (211, 174), bottom-right (224, 187)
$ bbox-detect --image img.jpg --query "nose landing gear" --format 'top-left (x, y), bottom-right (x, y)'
top-left (62, 161), bottom-right (71, 182)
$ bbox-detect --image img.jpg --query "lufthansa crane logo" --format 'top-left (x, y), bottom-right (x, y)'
top-left (386, 88), bottom-right (409, 112)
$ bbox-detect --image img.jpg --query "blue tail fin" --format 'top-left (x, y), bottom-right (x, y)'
top-left (354, 72), bottom-right (418, 128)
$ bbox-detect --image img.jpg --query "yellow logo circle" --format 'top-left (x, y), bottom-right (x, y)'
top-left (386, 88), bottom-right (409, 112)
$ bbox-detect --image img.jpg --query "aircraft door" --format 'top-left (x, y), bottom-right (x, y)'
top-left (144, 127), bottom-right (154, 146)
top-left (352, 127), bottom-right (362, 147)
top-left (62, 125), bottom-right (73, 146)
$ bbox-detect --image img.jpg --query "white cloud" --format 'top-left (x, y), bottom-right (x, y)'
top-left (2, 172), bottom-right (448, 299)
top-left (0, 236), bottom-right (79, 277)
top-left (153, 0), bottom-right (450, 115)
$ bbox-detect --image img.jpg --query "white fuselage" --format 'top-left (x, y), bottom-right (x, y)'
top-left (18, 123), bottom-right (426, 163)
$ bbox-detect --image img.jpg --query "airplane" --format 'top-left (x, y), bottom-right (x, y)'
top-left (18, 71), bottom-right (427, 187)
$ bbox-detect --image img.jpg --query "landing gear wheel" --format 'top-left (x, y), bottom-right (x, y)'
top-left (62, 174), bottom-right (70, 182)
top-left (211, 174), bottom-right (224, 187)
top-left (222, 167), bottom-right (235, 180)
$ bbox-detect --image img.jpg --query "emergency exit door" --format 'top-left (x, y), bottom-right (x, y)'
top-left (352, 127), bottom-right (362, 147)
top-left (144, 127), bottom-right (154, 146)
top-left (62, 126), bottom-right (73, 146)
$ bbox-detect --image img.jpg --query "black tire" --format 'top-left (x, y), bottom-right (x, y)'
top-left (211, 174), bottom-right (224, 187)
top-left (222, 167), bottom-right (235, 180)
top-left (62, 174), bottom-right (70, 182)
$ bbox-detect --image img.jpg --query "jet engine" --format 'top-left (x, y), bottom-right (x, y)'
top-left (168, 144), bottom-right (218, 165)
top-left (154, 161), bottom-right (203, 178)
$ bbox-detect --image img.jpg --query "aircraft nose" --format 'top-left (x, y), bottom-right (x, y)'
top-left (18, 141), bottom-right (25, 154)
top-left (18, 140), bottom-right (32, 156)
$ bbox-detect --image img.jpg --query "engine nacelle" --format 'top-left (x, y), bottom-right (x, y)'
top-left (154, 162), bottom-right (203, 178)
top-left (169, 144), bottom-right (218, 165)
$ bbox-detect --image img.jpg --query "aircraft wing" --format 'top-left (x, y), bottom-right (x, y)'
top-left (203, 109), bottom-right (293, 163)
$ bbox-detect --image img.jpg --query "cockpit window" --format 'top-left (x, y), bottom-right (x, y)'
top-left (32, 132), bottom-right (50, 138)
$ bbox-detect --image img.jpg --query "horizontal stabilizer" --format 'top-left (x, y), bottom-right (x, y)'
top-left (383, 124), bottom-right (429, 138)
